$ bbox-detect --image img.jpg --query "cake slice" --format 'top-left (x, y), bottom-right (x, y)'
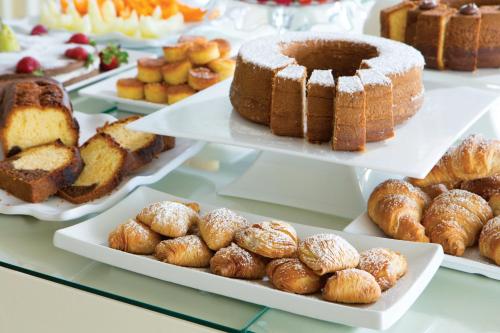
top-left (333, 76), bottom-right (366, 151)
top-left (478, 6), bottom-right (500, 68)
top-left (58, 133), bottom-right (132, 204)
top-left (0, 79), bottom-right (79, 157)
top-left (270, 65), bottom-right (307, 138)
top-left (97, 115), bottom-right (175, 172)
top-left (0, 141), bottom-right (83, 202)
top-left (356, 69), bottom-right (394, 142)
top-left (306, 70), bottom-right (335, 143)
top-left (444, 5), bottom-right (481, 71)
top-left (380, 1), bottom-right (417, 42)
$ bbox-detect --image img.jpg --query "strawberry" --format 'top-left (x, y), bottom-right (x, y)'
top-left (65, 46), bottom-right (94, 67)
top-left (30, 24), bottom-right (48, 35)
top-left (67, 33), bottom-right (95, 46)
top-left (98, 44), bottom-right (128, 72)
top-left (16, 56), bottom-right (43, 75)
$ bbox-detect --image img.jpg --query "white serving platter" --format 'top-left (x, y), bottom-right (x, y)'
top-left (423, 68), bottom-right (500, 90)
top-left (127, 78), bottom-right (500, 178)
top-left (0, 112), bottom-right (204, 221)
top-left (344, 213), bottom-right (500, 281)
top-left (53, 186), bottom-right (443, 330)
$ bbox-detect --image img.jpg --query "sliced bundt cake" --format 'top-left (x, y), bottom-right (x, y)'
top-left (0, 140), bottom-right (83, 202)
top-left (0, 79), bottom-right (79, 157)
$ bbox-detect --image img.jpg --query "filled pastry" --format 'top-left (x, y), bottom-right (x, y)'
top-left (108, 219), bottom-right (162, 255)
top-left (479, 217), bottom-right (500, 265)
top-left (266, 258), bottom-right (322, 294)
top-left (210, 243), bottom-right (266, 279)
top-left (235, 221), bottom-right (298, 258)
top-left (298, 234), bottom-right (359, 275)
top-left (423, 189), bottom-right (492, 256)
top-left (136, 201), bottom-right (200, 238)
top-left (368, 179), bottom-right (430, 242)
top-left (358, 248), bottom-right (407, 290)
top-left (154, 235), bottom-right (212, 267)
top-left (322, 268), bottom-right (381, 304)
top-left (199, 208), bottom-right (249, 251)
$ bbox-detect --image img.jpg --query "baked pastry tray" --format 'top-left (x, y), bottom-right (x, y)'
top-left (344, 213), bottom-right (500, 281)
top-left (53, 186), bottom-right (443, 330)
top-left (127, 78), bottom-right (500, 178)
top-left (0, 112), bottom-right (204, 221)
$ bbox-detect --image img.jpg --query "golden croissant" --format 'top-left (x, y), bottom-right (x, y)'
top-left (154, 235), bottom-right (212, 267)
top-left (322, 269), bottom-right (381, 304)
top-left (479, 217), bottom-right (500, 265)
top-left (409, 135), bottom-right (500, 188)
top-left (423, 189), bottom-right (492, 256)
top-left (460, 174), bottom-right (500, 200)
top-left (358, 248), bottom-right (407, 291)
top-left (368, 179), bottom-right (430, 242)
top-left (266, 258), bottom-right (322, 294)
top-left (210, 243), bottom-right (266, 279)
top-left (200, 208), bottom-right (249, 251)
top-left (108, 219), bottom-right (162, 255)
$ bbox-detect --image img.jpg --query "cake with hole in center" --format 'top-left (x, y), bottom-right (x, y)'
top-left (229, 32), bottom-right (424, 152)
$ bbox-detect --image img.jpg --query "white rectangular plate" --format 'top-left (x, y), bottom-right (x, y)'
top-left (344, 213), bottom-right (500, 280)
top-left (0, 112), bottom-right (204, 221)
top-left (54, 186), bottom-right (443, 330)
top-left (127, 78), bottom-right (500, 178)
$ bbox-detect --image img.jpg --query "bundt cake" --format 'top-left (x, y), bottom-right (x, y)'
top-left (0, 78), bottom-right (79, 157)
top-left (381, 0), bottom-right (500, 71)
top-left (0, 140), bottom-right (83, 202)
top-left (230, 32), bottom-right (424, 151)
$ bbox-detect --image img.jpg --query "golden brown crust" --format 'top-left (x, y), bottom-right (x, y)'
top-left (116, 78), bottom-right (144, 100)
top-left (155, 235), bottom-right (213, 267)
top-left (298, 233), bottom-right (360, 275)
top-left (322, 268), bottom-right (381, 304)
top-left (479, 216), bottom-right (500, 265)
top-left (210, 243), bottom-right (266, 279)
top-left (420, 183), bottom-right (450, 200)
top-left (188, 68), bottom-right (219, 91)
top-left (489, 193), bottom-right (500, 217)
top-left (199, 208), bottom-right (248, 251)
top-left (162, 59), bottom-right (192, 85)
top-left (108, 219), bottom-right (162, 254)
top-left (137, 58), bottom-right (166, 83)
top-left (188, 41), bottom-right (221, 65)
top-left (210, 38), bottom-right (231, 58)
top-left (266, 258), bottom-right (322, 294)
top-left (460, 174), bottom-right (500, 200)
top-left (163, 42), bottom-right (191, 63)
top-left (358, 247), bottom-right (407, 290)
top-left (144, 83), bottom-right (168, 104)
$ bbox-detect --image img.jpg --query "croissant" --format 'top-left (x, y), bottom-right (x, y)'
top-left (200, 208), bottom-right (249, 251)
top-left (266, 258), bottom-right (322, 294)
top-left (409, 135), bottom-right (500, 188)
top-left (322, 269), bottom-right (381, 304)
top-left (423, 189), bottom-right (493, 256)
top-left (154, 235), bottom-right (212, 267)
top-left (420, 184), bottom-right (449, 200)
top-left (210, 243), bottom-right (266, 279)
top-left (358, 248), bottom-right (407, 291)
top-left (137, 201), bottom-right (200, 237)
top-left (235, 221), bottom-right (298, 258)
top-left (479, 217), bottom-right (500, 265)
top-left (108, 219), bottom-right (162, 254)
top-left (460, 174), bottom-right (500, 200)
top-left (368, 179), bottom-right (430, 242)
top-left (298, 234), bottom-right (359, 275)
top-left (489, 193), bottom-right (500, 217)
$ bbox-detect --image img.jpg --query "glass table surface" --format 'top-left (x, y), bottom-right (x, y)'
top-left (1, 94), bottom-right (499, 333)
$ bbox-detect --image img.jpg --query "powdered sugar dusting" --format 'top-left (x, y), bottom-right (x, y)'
top-left (277, 65), bottom-right (306, 80)
top-left (337, 76), bottom-right (364, 94)
top-left (239, 36), bottom-right (295, 69)
top-left (356, 69), bottom-right (391, 87)
top-left (308, 69), bottom-right (334, 87)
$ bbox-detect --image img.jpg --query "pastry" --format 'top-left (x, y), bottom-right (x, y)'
top-left (266, 258), bottom-right (322, 294)
top-left (188, 68), bottom-right (219, 90)
top-left (409, 135), bottom-right (500, 188)
top-left (210, 243), bottom-right (267, 279)
top-left (479, 217), bottom-right (500, 265)
top-left (368, 179), bottom-right (430, 242)
top-left (423, 189), bottom-right (493, 256)
top-left (306, 70), bottom-right (335, 143)
top-left (358, 248), bottom-right (408, 290)
top-left (322, 268), bottom-right (381, 304)
top-left (0, 141), bottom-right (82, 202)
top-left (207, 58), bottom-right (236, 81)
top-left (0, 78), bottom-right (79, 157)
top-left (144, 82), bottom-right (168, 104)
top-left (333, 75), bottom-right (366, 151)
top-left (116, 78), bottom-right (144, 100)
top-left (161, 59), bottom-right (192, 85)
top-left (489, 193), bottom-right (500, 216)
top-left (298, 233), bottom-right (359, 275)
top-left (270, 65), bottom-right (307, 138)
top-left (166, 84), bottom-right (196, 104)
top-left (163, 42), bottom-right (191, 62)
top-left (108, 219), bottom-right (162, 255)
top-left (137, 58), bottom-right (166, 83)
top-left (155, 235), bottom-right (212, 268)
top-left (460, 174), bottom-right (500, 200)
top-left (234, 221), bottom-right (298, 258)
top-left (420, 183), bottom-right (449, 199)
top-left (210, 38), bottom-right (231, 58)
top-left (136, 200), bottom-right (200, 237)
top-left (188, 41), bottom-right (221, 65)
top-left (199, 208), bottom-right (249, 251)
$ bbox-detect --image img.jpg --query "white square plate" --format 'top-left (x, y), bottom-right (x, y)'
top-left (54, 186), bottom-right (443, 330)
top-left (127, 78), bottom-right (500, 178)
top-left (0, 112), bottom-right (204, 221)
top-left (344, 213), bottom-right (500, 280)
